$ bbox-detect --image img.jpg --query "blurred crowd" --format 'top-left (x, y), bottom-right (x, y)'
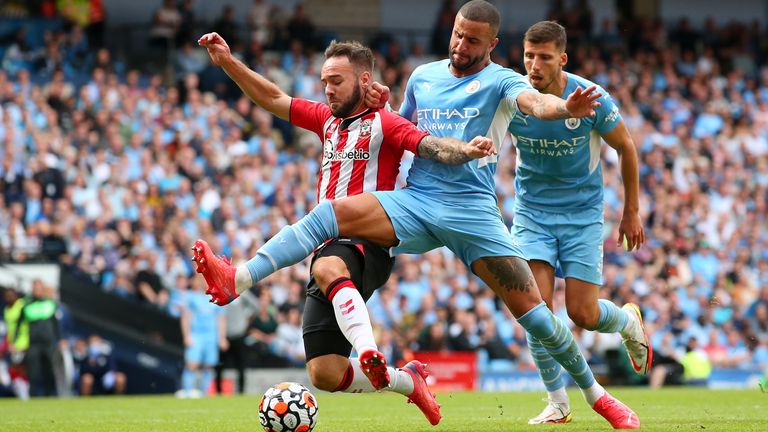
top-left (1, 0), bottom-right (767, 385)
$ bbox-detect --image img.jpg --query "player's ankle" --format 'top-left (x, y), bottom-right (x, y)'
top-left (359, 346), bottom-right (379, 356)
top-left (234, 266), bottom-right (253, 293)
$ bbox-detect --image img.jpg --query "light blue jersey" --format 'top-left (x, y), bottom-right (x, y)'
top-left (401, 60), bottom-right (534, 204)
top-left (509, 72), bottom-right (622, 212)
top-left (509, 72), bottom-right (622, 285)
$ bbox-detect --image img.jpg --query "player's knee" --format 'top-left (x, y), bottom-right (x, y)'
top-left (306, 363), bottom-right (340, 392)
top-left (567, 307), bottom-right (599, 330)
top-left (312, 257), bottom-right (349, 294)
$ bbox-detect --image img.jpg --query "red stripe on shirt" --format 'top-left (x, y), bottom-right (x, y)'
top-left (347, 112), bottom-right (376, 195)
top-left (317, 117), bottom-right (341, 201)
top-left (325, 126), bottom-right (349, 200)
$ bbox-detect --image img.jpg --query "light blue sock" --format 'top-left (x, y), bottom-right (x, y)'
top-left (182, 368), bottom-right (196, 392)
top-left (517, 302), bottom-right (595, 389)
top-left (594, 299), bottom-right (629, 333)
top-left (200, 368), bottom-right (214, 395)
top-left (526, 332), bottom-right (565, 392)
top-left (245, 200), bottom-right (338, 284)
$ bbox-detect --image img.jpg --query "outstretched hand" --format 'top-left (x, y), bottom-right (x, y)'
top-left (198, 32), bottom-right (232, 66)
top-left (466, 136), bottom-right (497, 159)
top-left (365, 82), bottom-right (391, 109)
top-left (565, 85), bottom-right (602, 118)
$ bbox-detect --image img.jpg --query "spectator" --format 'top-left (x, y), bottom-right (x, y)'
top-left (176, 0), bottom-right (196, 48)
top-left (680, 337), bottom-right (712, 386)
top-left (149, 0), bottom-right (182, 50)
top-left (72, 334), bottom-right (126, 396)
top-left (285, 4), bottom-right (315, 50)
top-left (246, 289), bottom-right (278, 361)
top-left (133, 251), bottom-right (169, 309)
top-left (215, 289), bottom-right (259, 395)
top-left (272, 307), bottom-right (304, 367)
top-left (213, 4), bottom-right (240, 48)
top-left (247, 0), bottom-right (270, 45)
top-left (430, 0), bottom-right (455, 55)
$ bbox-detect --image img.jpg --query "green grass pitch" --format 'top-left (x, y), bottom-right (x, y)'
top-left (1, 388), bottom-right (766, 431)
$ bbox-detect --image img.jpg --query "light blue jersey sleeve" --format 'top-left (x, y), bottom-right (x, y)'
top-left (592, 89), bottom-right (622, 135)
top-left (400, 68), bottom-right (419, 122)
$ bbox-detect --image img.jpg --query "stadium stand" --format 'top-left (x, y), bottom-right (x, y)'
top-left (0, 0), bottom-right (766, 395)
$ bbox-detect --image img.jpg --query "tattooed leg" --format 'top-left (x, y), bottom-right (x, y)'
top-left (471, 256), bottom-right (543, 317)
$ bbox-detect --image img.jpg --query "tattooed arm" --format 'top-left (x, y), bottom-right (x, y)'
top-left (516, 85), bottom-right (602, 120)
top-left (517, 91), bottom-right (570, 119)
top-left (418, 135), bottom-right (496, 165)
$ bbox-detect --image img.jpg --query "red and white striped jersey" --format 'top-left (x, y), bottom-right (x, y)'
top-left (290, 98), bottom-right (427, 202)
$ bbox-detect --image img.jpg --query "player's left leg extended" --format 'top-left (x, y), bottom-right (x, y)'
top-left (304, 330), bottom-right (441, 425)
top-left (194, 194), bottom-right (399, 305)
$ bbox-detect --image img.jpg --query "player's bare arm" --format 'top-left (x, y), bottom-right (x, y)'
top-left (418, 135), bottom-right (496, 165)
top-left (602, 120), bottom-right (645, 250)
top-left (517, 85), bottom-right (602, 120)
top-left (198, 32), bottom-right (291, 120)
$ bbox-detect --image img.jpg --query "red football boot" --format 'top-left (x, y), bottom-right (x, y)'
top-left (592, 392), bottom-right (640, 429)
top-left (402, 361), bottom-right (442, 426)
top-left (191, 239), bottom-right (238, 305)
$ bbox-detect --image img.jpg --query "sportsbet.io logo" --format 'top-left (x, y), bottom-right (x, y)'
top-left (323, 139), bottom-right (371, 165)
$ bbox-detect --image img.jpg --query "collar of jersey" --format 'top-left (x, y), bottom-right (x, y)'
top-left (339, 108), bottom-right (373, 130)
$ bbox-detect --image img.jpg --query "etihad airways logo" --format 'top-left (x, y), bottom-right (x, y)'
top-left (417, 107), bottom-right (480, 121)
top-left (515, 135), bottom-right (586, 157)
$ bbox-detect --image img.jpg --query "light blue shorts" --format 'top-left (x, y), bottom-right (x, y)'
top-left (185, 333), bottom-right (219, 366)
top-left (511, 205), bottom-right (604, 285)
top-left (372, 189), bottom-right (525, 267)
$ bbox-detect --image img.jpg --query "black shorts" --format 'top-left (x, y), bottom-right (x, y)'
top-left (302, 237), bottom-right (394, 361)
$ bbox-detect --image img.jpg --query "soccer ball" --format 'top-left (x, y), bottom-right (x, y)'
top-left (258, 382), bottom-right (319, 432)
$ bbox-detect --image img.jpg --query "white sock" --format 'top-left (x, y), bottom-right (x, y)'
top-left (234, 266), bottom-right (253, 294)
top-left (386, 367), bottom-right (415, 395)
top-left (330, 284), bottom-right (377, 354)
top-left (343, 360), bottom-right (414, 395)
top-left (582, 382), bottom-right (606, 406)
top-left (12, 378), bottom-right (29, 400)
top-left (620, 309), bottom-right (636, 338)
top-left (548, 387), bottom-right (569, 405)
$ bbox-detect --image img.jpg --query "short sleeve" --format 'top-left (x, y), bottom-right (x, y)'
top-left (499, 70), bottom-right (535, 111)
top-left (290, 98), bottom-right (333, 137)
top-left (380, 110), bottom-right (428, 156)
top-left (593, 90), bottom-right (623, 134)
top-left (399, 72), bottom-right (418, 122)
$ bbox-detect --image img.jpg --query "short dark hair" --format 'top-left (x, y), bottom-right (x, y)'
top-left (458, 0), bottom-right (500, 37)
top-left (324, 40), bottom-right (374, 72)
top-left (524, 21), bottom-right (567, 52)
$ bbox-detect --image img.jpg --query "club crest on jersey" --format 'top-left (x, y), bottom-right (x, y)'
top-left (465, 79), bottom-right (481, 94)
top-left (359, 119), bottom-right (372, 137)
top-left (565, 118), bottom-right (581, 130)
